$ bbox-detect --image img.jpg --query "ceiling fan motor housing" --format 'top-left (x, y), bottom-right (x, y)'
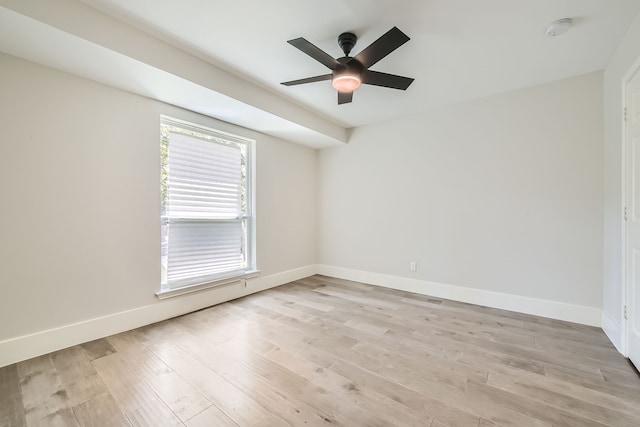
top-left (336, 56), bottom-right (364, 72)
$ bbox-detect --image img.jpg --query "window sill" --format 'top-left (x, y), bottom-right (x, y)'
top-left (156, 270), bottom-right (260, 300)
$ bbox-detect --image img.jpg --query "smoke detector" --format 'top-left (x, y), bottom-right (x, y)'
top-left (546, 18), bottom-right (572, 37)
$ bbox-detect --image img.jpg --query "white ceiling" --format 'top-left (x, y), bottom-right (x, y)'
top-left (1, 1), bottom-right (639, 148)
top-left (82, 0), bottom-right (640, 128)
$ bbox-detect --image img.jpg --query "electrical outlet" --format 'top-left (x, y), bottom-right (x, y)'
top-left (410, 261), bottom-right (417, 272)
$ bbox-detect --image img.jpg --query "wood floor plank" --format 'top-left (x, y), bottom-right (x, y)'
top-left (383, 368), bottom-right (547, 427)
top-left (196, 357), bottom-right (330, 426)
top-left (17, 355), bottom-right (79, 427)
top-left (248, 294), bottom-right (318, 322)
top-left (80, 338), bottom-right (118, 361)
top-left (107, 331), bottom-right (172, 379)
top-left (126, 398), bottom-right (184, 427)
top-left (300, 276), bottom-right (371, 294)
top-left (173, 312), bottom-right (236, 347)
top-left (464, 379), bottom-right (609, 427)
top-left (141, 370), bottom-right (212, 422)
top-left (185, 404), bottom-right (238, 427)
top-left (542, 362), bottom-right (640, 400)
top-left (352, 341), bottom-right (478, 392)
top-left (91, 352), bottom-right (158, 413)
top-left (141, 340), bottom-right (291, 426)
top-left (486, 371), bottom-right (640, 426)
top-left (412, 300), bottom-right (525, 329)
top-left (268, 288), bottom-right (335, 312)
top-left (173, 320), bottom-right (386, 427)
top-left (329, 358), bottom-right (481, 427)
top-left (108, 381), bottom-right (158, 416)
top-left (5, 275), bottom-right (640, 426)
top-left (327, 359), bottom-right (426, 413)
top-left (0, 364), bottom-right (26, 427)
top-left (313, 286), bottom-right (401, 310)
top-left (412, 326), bottom-right (604, 378)
top-left (523, 320), bottom-right (612, 346)
top-left (487, 369), bottom-right (640, 419)
top-left (265, 346), bottom-right (429, 427)
top-left (599, 364), bottom-right (640, 388)
top-left (72, 392), bottom-right (130, 427)
top-left (237, 320), bottom-right (340, 370)
top-left (50, 345), bottom-right (108, 406)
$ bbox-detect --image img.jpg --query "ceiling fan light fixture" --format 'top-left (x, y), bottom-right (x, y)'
top-left (332, 73), bottom-right (361, 92)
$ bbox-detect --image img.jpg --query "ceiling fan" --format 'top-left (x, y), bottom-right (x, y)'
top-left (281, 27), bottom-right (415, 105)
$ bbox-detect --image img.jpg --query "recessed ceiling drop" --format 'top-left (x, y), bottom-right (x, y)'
top-left (281, 27), bottom-right (415, 105)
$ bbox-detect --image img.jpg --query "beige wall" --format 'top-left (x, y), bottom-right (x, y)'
top-left (0, 50), bottom-right (612, 363)
top-left (602, 13), bottom-right (640, 350)
top-left (319, 72), bottom-right (604, 309)
top-left (0, 53), bottom-right (317, 345)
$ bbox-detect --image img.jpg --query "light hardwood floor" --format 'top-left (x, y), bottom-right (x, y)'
top-left (1, 275), bottom-right (640, 426)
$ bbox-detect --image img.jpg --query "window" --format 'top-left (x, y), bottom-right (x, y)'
top-left (160, 116), bottom-right (255, 295)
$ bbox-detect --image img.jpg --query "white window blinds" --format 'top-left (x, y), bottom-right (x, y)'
top-left (166, 133), bottom-right (242, 220)
top-left (160, 118), bottom-right (254, 291)
top-left (166, 221), bottom-right (244, 283)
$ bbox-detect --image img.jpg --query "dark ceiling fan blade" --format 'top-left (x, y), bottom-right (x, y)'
top-left (353, 27), bottom-right (410, 69)
top-left (287, 38), bottom-right (341, 70)
top-left (338, 91), bottom-right (353, 104)
top-left (281, 74), bottom-right (332, 86)
top-left (361, 70), bottom-right (414, 90)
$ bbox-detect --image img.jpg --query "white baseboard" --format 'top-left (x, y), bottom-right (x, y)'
top-left (1, 264), bottom-right (606, 368)
top-left (317, 265), bottom-right (602, 327)
top-left (0, 265), bottom-right (317, 368)
top-left (602, 310), bottom-right (625, 354)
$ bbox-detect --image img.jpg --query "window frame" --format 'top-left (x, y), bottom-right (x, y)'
top-left (157, 115), bottom-right (257, 299)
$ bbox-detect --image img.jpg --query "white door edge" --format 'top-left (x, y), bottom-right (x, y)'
top-left (623, 55), bottom-right (640, 365)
